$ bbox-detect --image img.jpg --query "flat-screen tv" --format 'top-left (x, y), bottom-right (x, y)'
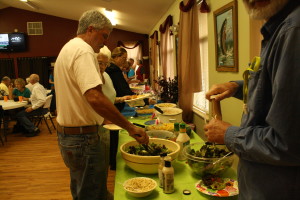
top-left (0, 32), bottom-right (27, 52)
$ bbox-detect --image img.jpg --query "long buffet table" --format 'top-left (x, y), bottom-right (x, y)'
top-left (114, 116), bottom-right (238, 200)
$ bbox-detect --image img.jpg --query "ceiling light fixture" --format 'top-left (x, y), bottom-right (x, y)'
top-left (104, 9), bottom-right (117, 26)
top-left (20, 0), bottom-right (39, 10)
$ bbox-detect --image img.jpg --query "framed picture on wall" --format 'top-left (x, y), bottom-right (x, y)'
top-left (214, 0), bottom-right (238, 72)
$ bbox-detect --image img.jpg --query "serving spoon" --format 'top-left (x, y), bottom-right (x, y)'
top-left (154, 106), bottom-right (164, 114)
top-left (212, 152), bottom-right (233, 165)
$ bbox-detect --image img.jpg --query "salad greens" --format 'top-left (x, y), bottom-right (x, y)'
top-left (187, 142), bottom-right (233, 176)
top-left (126, 143), bottom-right (172, 156)
top-left (202, 174), bottom-right (233, 190)
top-left (189, 142), bottom-right (229, 158)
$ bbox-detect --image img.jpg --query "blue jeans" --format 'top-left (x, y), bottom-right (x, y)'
top-left (16, 107), bottom-right (43, 132)
top-left (57, 126), bottom-right (112, 200)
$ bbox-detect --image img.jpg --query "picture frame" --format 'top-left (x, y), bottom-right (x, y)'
top-left (214, 0), bottom-right (238, 72)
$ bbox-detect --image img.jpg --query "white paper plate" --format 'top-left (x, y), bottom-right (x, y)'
top-left (195, 178), bottom-right (239, 197)
top-left (103, 124), bottom-right (123, 130)
top-left (124, 94), bottom-right (151, 102)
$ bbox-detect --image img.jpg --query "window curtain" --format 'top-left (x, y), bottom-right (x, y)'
top-left (17, 57), bottom-right (51, 88)
top-left (0, 58), bottom-right (15, 79)
top-left (178, 0), bottom-right (202, 123)
top-left (193, 10), bottom-right (209, 113)
top-left (150, 31), bottom-right (158, 91)
top-left (160, 15), bottom-right (175, 79)
top-left (117, 41), bottom-right (142, 66)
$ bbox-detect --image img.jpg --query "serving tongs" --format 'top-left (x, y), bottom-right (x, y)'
top-left (132, 123), bottom-right (153, 153)
top-left (132, 123), bottom-right (146, 128)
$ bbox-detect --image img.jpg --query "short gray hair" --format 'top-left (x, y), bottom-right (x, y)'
top-left (30, 74), bottom-right (39, 82)
top-left (99, 45), bottom-right (111, 59)
top-left (77, 10), bottom-right (113, 35)
top-left (2, 76), bottom-right (10, 82)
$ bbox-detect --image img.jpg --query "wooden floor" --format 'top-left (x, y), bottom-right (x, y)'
top-left (0, 118), bottom-right (115, 200)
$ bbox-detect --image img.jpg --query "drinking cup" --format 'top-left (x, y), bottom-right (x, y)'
top-left (18, 96), bottom-right (23, 102)
top-left (4, 96), bottom-right (8, 102)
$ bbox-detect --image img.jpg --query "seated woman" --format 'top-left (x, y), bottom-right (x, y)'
top-left (9, 78), bottom-right (31, 100)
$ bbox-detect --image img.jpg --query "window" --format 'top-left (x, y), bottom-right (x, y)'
top-left (122, 41), bottom-right (142, 64)
top-left (160, 26), bottom-right (175, 79)
top-left (193, 12), bottom-right (209, 115)
top-left (27, 22), bottom-right (43, 35)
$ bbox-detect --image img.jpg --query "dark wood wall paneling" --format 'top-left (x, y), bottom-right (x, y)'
top-left (0, 7), bottom-right (149, 80)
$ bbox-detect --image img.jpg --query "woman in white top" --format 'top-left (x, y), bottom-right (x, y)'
top-left (97, 47), bottom-right (132, 170)
top-left (97, 51), bottom-right (130, 104)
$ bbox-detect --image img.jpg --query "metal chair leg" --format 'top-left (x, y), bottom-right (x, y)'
top-left (49, 117), bottom-right (56, 130)
top-left (43, 116), bottom-right (52, 134)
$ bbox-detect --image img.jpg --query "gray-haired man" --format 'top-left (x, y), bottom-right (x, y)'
top-left (55, 10), bottom-right (148, 200)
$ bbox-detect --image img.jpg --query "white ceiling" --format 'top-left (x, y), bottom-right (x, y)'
top-left (0, 0), bottom-right (176, 34)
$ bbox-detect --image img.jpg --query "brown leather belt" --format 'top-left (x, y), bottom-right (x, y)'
top-left (57, 124), bottom-right (99, 134)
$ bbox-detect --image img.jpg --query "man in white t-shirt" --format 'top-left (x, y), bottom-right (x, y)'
top-left (54, 10), bottom-right (148, 200)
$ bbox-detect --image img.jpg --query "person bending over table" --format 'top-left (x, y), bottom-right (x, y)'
top-left (15, 74), bottom-right (46, 137)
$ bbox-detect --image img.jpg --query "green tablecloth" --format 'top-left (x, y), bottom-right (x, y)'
top-left (114, 116), bottom-right (238, 200)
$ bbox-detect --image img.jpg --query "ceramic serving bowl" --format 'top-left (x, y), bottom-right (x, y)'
top-left (120, 138), bottom-right (180, 174)
top-left (156, 107), bottom-right (183, 123)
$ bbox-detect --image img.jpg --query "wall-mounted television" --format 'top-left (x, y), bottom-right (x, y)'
top-left (0, 32), bottom-right (27, 52)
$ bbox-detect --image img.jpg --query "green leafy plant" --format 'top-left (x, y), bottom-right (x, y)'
top-left (156, 76), bottom-right (178, 103)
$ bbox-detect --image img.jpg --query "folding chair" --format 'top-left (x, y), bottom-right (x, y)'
top-left (33, 95), bottom-right (56, 134)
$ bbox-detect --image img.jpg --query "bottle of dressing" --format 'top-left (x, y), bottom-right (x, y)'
top-left (162, 160), bottom-right (174, 194)
top-left (176, 123), bottom-right (190, 161)
top-left (158, 153), bottom-right (167, 188)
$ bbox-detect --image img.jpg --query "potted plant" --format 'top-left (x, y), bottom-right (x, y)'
top-left (156, 76), bottom-right (178, 103)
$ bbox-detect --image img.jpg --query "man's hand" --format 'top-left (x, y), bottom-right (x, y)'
top-left (25, 107), bottom-right (33, 113)
top-left (206, 82), bottom-right (239, 101)
top-left (85, 85), bottom-right (149, 144)
top-left (127, 125), bottom-right (149, 144)
top-left (204, 118), bottom-right (231, 144)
